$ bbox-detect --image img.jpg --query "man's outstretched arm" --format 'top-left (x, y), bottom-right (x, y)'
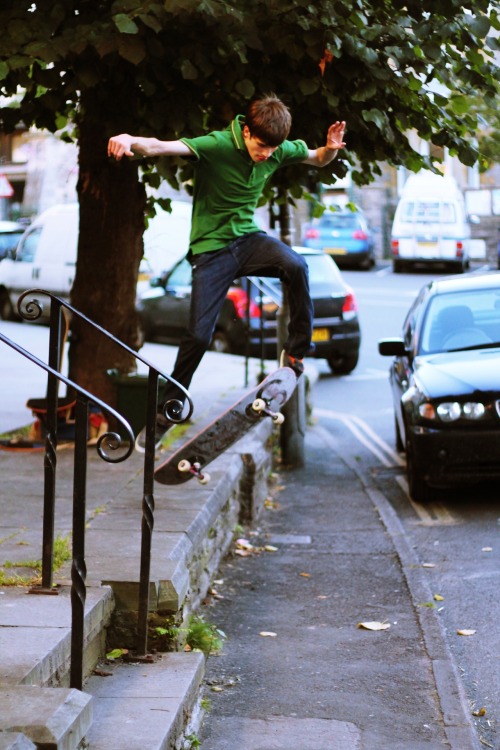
top-left (107, 134), bottom-right (192, 161)
top-left (302, 120), bottom-right (346, 167)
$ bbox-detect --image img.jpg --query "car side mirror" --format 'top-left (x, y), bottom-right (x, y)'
top-left (149, 276), bottom-right (164, 288)
top-left (378, 338), bottom-right (407, 356)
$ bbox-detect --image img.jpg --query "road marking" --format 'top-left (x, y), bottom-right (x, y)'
top-left (395, 476), bottom-right (459, 526)
top-left (314, 407), bottom-right (404, 467)
top-left (315, 408), bottom-right (458, 525)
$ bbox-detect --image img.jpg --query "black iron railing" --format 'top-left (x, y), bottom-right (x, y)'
top-left (2, 288), bottom-right (193, 688)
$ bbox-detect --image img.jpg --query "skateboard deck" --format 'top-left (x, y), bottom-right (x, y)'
top-left (154, 366), bottom-right (297, 485)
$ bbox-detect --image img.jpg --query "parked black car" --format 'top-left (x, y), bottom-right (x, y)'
top-left (378, 272), bottom-right (500, 503)
top-left (137, 247), bottom-right (361, 375)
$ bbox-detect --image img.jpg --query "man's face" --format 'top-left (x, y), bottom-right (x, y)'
top-left (242, 125), bottom-right (280, 162)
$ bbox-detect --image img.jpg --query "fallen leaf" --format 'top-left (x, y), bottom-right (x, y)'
top-left (422, 563), bottom-right (436, 568)
top-left (457, 629), bottom-right (476, 636)
top-left (357, 621), bottom-right (390, 631)
top-left (259, 631), bottom-right (277, 637)
top-left (264, 545), bottom-right (278, 552)
top-left (472, 707), bottom-right (486, 717)
top-left (105, 648), bottom-right (128, 660)
top-left (299, 572), bottom-right (311, 578)
top-left (235, 538), bottom-right (253, 550)
top-left (482, 547), bottom-right (492, 552)
top-left (211, 686), bottom-right (224, 692)
top-left (433, 594), bottom-right (445, 601)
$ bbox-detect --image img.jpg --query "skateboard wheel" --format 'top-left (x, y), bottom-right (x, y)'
top-left (178, 459), bottom-right (192, 472)
top-left (252, 398), bottom-right (266, 413)
top-left (198, 472), bottom-right (211, 485)
top-left (272, 412), bottom-right (285, 425)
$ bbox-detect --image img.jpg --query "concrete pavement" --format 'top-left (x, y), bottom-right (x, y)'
top-left (0, 337), bottom-right (480, 749)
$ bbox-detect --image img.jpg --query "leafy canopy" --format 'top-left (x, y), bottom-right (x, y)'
top-left (1, 0), bottom-right (499, 194)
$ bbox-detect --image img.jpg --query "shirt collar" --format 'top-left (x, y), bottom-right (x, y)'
top-left (230, 115), bottom-right (246, 151)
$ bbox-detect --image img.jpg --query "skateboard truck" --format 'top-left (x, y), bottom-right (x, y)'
top-left (250, 398), bottom-right (285, 425)
top-left (177, 459), bottom-right (211, 484)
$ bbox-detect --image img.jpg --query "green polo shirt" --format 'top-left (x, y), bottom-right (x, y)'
top-left (180, 115), bottom-right (308, 255)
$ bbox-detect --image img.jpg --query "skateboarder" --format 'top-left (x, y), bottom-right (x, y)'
top-left (108, 94), bottom-right (346, 445)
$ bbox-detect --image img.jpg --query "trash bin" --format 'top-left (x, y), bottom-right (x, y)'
top-left (107, 370), bottom-right (166, 437)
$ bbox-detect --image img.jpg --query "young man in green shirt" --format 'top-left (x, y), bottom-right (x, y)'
top-left (108, 95), bottom-right (346, 443)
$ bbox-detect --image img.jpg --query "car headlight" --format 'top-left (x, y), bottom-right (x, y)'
top-left (418, 401), bottom-right (486, 422)
top-left (462, 402), bottom-right (485, 419)
top-left (436, 402), bottom-right (462, 422)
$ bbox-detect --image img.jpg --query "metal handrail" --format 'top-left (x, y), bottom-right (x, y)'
top-left (12, 288), bottom-right (193, 681)
top-left (0, 327), bottom-right (135, 690)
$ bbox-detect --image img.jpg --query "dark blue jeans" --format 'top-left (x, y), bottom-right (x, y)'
top-left (161, 232), bottom-right (313, 406)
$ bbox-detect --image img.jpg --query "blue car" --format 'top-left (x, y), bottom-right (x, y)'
top-left (302, 209), bottom-right (375, 270)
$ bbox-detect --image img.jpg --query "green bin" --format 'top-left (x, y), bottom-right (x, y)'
top-left (107, 370), bottom-right (166, 437)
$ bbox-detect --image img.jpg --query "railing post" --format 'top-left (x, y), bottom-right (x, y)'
top-left (135, 369), bottom-right (161, 657)
top-left (39, 301), bottom-right (65, 591)
top-left (70, 394), bottom-right (89, 690)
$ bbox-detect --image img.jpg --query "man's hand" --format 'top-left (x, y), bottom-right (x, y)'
top-left (107, 134), bottom-right (135, 161)
top-left (325, 121), bottom-right (346, 152)
top-left (302, 120), bottom-right (347, 167)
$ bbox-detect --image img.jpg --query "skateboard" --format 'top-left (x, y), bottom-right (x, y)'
top-left (154, 366), bottom-right (298, 485)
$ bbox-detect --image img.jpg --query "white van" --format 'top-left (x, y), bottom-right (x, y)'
top-left (391, 171), bottom-right (474, 274)
top-left (0, 201), bottom-right (192, 320)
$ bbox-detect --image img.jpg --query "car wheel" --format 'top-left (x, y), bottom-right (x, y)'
top-left (0, 291), bottom-right (15, 321)
top-left (327, 352), bottom-right (359, 375)
top-left (406, 436), bottom-right (432, 503)
top-left (210, 330), bottom-right (231, 354)
top-left (393, 260), bottom-right (403, 274)
top-left (395, 415), bottom-right (404, 453)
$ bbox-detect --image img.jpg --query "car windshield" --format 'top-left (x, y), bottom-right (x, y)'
top-left (419, 288), bottom-right (500, 354)
top-left (0, 231), bottom-right (23, 254)
top-left (319, 214), bottom-right (360, 230)
top-left (400, 201), bottom-right (456, 224)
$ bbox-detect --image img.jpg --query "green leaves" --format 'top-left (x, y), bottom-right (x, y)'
top-left (112, 13), bottom-right (139, 34)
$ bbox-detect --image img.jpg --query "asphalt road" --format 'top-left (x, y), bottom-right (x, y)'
top-left (313, 262), bottom-right (500, 749)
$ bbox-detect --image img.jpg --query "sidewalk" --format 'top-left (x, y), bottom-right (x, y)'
top-left (0, 344), bottom-right (479, 749)
top-left (199, 423), bottom-right (479, 750)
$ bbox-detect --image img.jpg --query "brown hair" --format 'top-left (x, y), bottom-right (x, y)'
top-left (245, 95), bottom-right (292, 147)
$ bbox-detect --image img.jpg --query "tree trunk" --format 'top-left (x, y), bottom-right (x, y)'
top-left (69, 100), bottom-right (147, 408)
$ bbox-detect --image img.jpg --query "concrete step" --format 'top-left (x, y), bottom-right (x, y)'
top-left (0, 686), bottom-right (92, 750)
top-left (84, 652), bottom-right (204, 750)
top-left (0, 585), bottom-right (114, 688)
top-left (0, 733), bottom-right (36, 750)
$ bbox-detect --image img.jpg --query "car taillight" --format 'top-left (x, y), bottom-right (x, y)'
top-left (391, 239), bottom-right (399, 256)
top-left (342, 288), bottom-right (358, 318)
top-left (226, 287), bottom-right (261, 319)
top-left (352, 230), bottom-right (368, 240)
top-left (456, 241), bottom-right (463, 257)
top-left (305, 228), bottom-right (320, 239)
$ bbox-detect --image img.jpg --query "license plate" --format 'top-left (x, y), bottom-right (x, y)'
top-left (312, 328), bottom-right (330, 342)
top-left (417, 241), bottom-right (438, 258)
top-left (325, 247), bottom-right (347, 255)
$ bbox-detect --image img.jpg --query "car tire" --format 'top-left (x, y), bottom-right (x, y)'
top-left (393, 260), bottom-right (403, 274)
top-left (0, 291), bottom-right (16, 321)
top-left (209, 330), bottom-right (231, 354)
top-left (327, 352), bottom-right (359, 375)
top-left (406, 436), bottom-right (432, 503)
top-left (395, 415), bottom-right (404, 453)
